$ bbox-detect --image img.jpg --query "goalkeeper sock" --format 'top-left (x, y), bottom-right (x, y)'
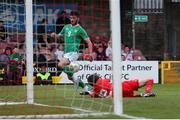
top-left (145, 79), bottom-right (153, 93)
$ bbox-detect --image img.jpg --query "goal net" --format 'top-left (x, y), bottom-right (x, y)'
top-left (0, 0), bottom-right (123, 119)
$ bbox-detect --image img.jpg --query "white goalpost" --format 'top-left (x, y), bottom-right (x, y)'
top-left (110, 0), bottom-right (123, 116)
top-left (25, 0), bottom-right (34, 104)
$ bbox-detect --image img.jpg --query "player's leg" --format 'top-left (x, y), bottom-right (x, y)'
top-left (57, 57), bottom-right (75, 81)
top-left (138, 79), bottom-right (153, 93)
top-left (138, 79), bottom-right (155, 97)
top-left (59, 52), bottom-right (87, 90)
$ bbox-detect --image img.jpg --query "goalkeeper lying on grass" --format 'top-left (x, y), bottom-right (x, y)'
top-left (81, 73), bottom-right (156, 98)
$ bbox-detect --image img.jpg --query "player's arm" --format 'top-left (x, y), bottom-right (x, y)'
top-left (106, 90), bottom-right (113, 98)
top-left (89, 89), bottom-right (99, 98)
top-left (51, 32), bottom-right (59, 38)
top-left (50, 32), bottom-right (63, 40)
top-left (85, 39), bottom-right (93, 55)
top-left (89, 91), bottom-right (97, 97)
top-left (89, 85), bottom-right (100, 98)
top-left (133, 93), bottom-right (141, 97)
top-left (51, 25), bottom-right (65, 40)
top-left (80, 27), bottom-right (93, 57)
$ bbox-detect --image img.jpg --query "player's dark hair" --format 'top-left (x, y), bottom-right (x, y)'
top-left (70, 10), bottom-right (80, 17)
top-left (87, 73), bottom-right (100, 86)
top-left (60, 10), bottom-right (66, 14)
top-left (5, 47), bottom-right (12, 54)
top-left (41, 18), bottom-right (47, 23)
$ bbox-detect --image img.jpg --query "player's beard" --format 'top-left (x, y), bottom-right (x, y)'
top-left (71, 20), bottom-right (78, 26)
top-left (71, 18), bottom-right (79, 26)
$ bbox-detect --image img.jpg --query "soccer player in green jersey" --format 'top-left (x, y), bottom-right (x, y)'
top-left (51, 10), bottom-right (93, 93)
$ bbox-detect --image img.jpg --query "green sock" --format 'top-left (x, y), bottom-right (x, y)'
top-left (64, 65), bottom-right (85, 88)
top-left (78, 79), bottom-right (85, 88)
top-left (63, 65), bottom-right (74, 77)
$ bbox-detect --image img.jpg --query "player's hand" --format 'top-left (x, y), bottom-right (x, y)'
top-left (50, 32), bottom-right (56, 38)
top-left (83, 54), bottom-right (93, 62)
top-left (88, 54), bottom-right (93, 62)
top-left (106, 95), bottom-right (112, 98)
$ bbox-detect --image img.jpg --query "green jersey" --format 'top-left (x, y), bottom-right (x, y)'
top-left (59, 24), bottom-right (89, 53)
top-left (10, 53), bottom-right (23, 71)
top-left (10, 53), bottom-right (23, 61)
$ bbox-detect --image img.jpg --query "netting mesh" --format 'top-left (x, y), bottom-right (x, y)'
top-left (0, 0), bottom-right (114, 118)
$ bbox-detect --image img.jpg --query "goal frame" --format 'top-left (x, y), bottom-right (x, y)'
top-left (25, 0), bottom-right (34, 104)
top-left (110, 0), bottom-right (123, 116)
top-left (9, 0), bottom-right (123, 118)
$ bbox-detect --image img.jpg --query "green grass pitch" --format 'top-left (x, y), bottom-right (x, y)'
top-left (0, 84), bottom-right (180, 119)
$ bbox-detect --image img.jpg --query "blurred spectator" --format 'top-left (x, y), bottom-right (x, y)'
top-left (122, 45), bottom-right (133, 61)
top-left (33, 52), bottom-right (47, 75)
top-left (0, 20), bottom-right (7, 41)
top-left (10, 47), bottom-right (24, 64)
top-left (0, 47), bottom-right (12, 63)
top-left (35, 46), bottom-right (56, 70)
top-left (0, 42), bottom-right (8, 53)
top-left (34, 48), bottom-right (56, 84)
top-left (82, 48), bottom-right (96, 61)
top-left (93, 41), bottom-right (101, 51)
top-left (35, 53), bottom-right (47, 67)
top-left (37, 19), bottom-right (51, 50)
top-left (36, 64), bottom-right (51, 84)
top-left (105, 39), bottom-right (112, 60)
top-left (0, 47), bottom-right (12, 81)
top-left (35, 58), bottom-right (51, 84)
top-left (46, 47), bottom-right (56, 62)
top-left (121, 43), bottom-right (125, 60)
top-left (8, 47), bottom-right (24, 82)
top-left (55, 10), bottom-right (70, 34)
top-left (121, 43), bottom-right (125, 53)
top-left (95, 44), bottom-right (106, 60)
top-left (133, 49), bottom-right (146, 61)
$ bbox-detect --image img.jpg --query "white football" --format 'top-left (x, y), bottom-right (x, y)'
top-left (69, 62), bottom-right (80, 72)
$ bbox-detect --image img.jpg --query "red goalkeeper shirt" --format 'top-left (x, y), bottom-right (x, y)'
top-left (90, 79), bottom-right (140, 98)
top-left (90, 78), bottom-right (113, 98)
top-left (122, 80), bottom-right (140, 97)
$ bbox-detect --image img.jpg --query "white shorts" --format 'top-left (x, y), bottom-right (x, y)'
top-left (63, 52), bottom-right (79, 62)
